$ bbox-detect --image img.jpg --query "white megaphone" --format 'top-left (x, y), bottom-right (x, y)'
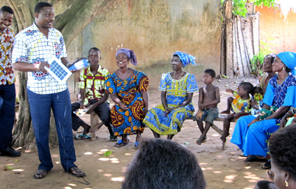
top-left (68, 58), bottom-right (89, 71)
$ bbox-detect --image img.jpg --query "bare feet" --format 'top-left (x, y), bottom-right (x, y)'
top-left (196, 135), bottom-right (207, 145)
top-left (220, 133), bottom-right (229, 142)
top-left (82, 124), bottom-right (91, 135)
top-left (220, 110), bottom-right (230, 114)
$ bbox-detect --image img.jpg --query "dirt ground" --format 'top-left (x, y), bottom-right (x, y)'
top-left (0, 76), bottom-right (270, 189)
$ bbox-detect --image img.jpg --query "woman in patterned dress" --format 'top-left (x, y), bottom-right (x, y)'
top-left (105, 48), bottom-right (149, 147)
top-left (143, 51), bottom-right (198, 140)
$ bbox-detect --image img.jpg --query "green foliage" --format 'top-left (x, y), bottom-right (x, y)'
top-left (221, 0), bottom-right (276, 17)
top-left (250, 39), bottom-right (277, 75)
top-left (251, 0), bottom-right (275, 7)
top-left (233, 0), bottom-right (248, 17)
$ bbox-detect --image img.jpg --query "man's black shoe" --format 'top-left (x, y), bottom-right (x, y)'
top-left (0, 146), bottom-right (21, 157)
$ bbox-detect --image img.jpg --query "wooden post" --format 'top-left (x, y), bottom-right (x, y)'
top-left (89, 112), bottom-right (105, 141)
top-left (252, 13), bottom-right (260, 56)
top-left (225, 0), bottom-right (234, 78)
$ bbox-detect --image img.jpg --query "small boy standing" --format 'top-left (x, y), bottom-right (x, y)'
top-left (220, 82), bottom-right (254, 142)
top-left (195, 69), bottom-right (220, 145)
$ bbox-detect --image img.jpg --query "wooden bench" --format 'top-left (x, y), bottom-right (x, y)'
top-left (89, 112), bottom-right (104, 141)
top-left (187, 114), bottom-right (237, 150)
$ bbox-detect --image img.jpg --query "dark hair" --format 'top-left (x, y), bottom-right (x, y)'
top-left (285, 66), bottom-right (292, 73)
top-left (239, 82), bottom-right (254, 94)
top-left (204, 69), bottom-right (216, 78)
top-left (88, 47), bottom-right (101, 54)
top-left (0, 6), bottom-right (14, 14)
top-left (269, 124), bottom-right (296, 181)
top-left (265, 53), bottom-right (276, 64)
top-left (122, 138), bottom-right (206, 189)
top-left (34, 2), bottom-right (52, 13)
top-left (253, 86), bottom-right (263, 95)
top-left (255, 180), bottom-right (278, 189)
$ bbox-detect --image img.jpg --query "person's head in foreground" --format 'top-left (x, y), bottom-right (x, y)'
top-left (255, 180), bottom-right (279, 189)
top-left (122, 138), bottom-right (206, 189)
top-left (268, 124), bottom-right (296, 189)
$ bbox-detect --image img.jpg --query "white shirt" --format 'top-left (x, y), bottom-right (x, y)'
top-left (12, 23), bottom-right (68, 94)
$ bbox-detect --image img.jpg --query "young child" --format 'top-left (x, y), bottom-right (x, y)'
top-left (195, 69), bottom-right (220, 145)
top-left (250, 86), bottom-right (263, 115)
top-left (220, 82), bottom-right (253, 142)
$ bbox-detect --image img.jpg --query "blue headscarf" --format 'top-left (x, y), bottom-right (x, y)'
top-left (116, 48), bottom-right (138, 66)
top-left (173, 51), bottom-right (196, 68)
top-left (277, 51), bottom-right (296, 75)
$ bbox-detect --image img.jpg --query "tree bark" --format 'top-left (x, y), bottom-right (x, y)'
top-left (225, 0), bottom-right (234, 78)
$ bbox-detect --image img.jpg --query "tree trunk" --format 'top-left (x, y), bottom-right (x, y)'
top-left (225, 0), bottom-right (234, 78)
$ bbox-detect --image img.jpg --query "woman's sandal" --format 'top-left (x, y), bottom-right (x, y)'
top-left (244, 155), bottom-right (266, 162)
top-left (68, 167), bottom-right (86, 177)
top-left (33, 169), bottom-right (48, 179)
top-left (114, 140), bottom-right (129, 148)
top-left (108, 136), bottom-right (118, 142)
top-left (262, 161), bottom-right (271, 169)
top-left (75, 134), bottom-right (91, 140)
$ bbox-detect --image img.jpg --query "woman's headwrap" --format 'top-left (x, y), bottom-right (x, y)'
top-left (173, 51), bottom-right (196, 68)
top-left (116, 48), bottom-right (138, 66)
top-left (277, 51), bottom-right (296, 75)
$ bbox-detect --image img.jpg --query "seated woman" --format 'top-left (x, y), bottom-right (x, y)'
top-left (230, 52), bottom-right (296, 161)
top-left (105, 48), bottom-right (149, 147)
top-left (258, 54), bottom-right (277, 94)
top-left (250, 54), bottom-right (276, 116)
top-left (143, 51), bottom-right (198, 140)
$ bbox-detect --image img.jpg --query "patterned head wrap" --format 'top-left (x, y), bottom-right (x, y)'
top-left (277, 51), bottom-right (296, 75)
top-left (173, 51), bottom-right (196, 68)
top-left (116, 48), bottom-right (138, 66)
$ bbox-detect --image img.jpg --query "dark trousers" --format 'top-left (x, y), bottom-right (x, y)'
top-left (27, 89), bottom-right (76, 171)
top-left (0, 84), bottom-right (15, 151)
top-left (71, 100), bottom-right (114, 136)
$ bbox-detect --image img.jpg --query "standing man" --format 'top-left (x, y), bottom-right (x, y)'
top-left (72, 47), bottom-right (117, 141)
top-left (0, 6), bottom-right (21, 157)
top-left (12, 2), bottom-right (85, 179)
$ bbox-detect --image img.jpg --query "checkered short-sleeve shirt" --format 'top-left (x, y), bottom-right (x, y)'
top-left (12, 23), bottom-right (68, 94)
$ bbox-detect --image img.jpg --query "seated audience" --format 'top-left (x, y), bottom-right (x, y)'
top-left (231, 52), bottom-right (296, 165)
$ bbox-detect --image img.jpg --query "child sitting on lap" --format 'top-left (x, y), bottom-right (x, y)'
top-left (220, 82), bottom-right (253, 142)
top-left (195, 69), bottom-right (220, 145)
top-left (250, 86), bottom-right (263, 116)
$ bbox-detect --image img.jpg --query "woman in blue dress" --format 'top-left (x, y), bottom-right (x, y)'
top-left (105, 48), bottom-right (149, 147)
top-left (143, 51), bottom-right (198, 140)
top-left (231, 52), bottom-right (296, 160)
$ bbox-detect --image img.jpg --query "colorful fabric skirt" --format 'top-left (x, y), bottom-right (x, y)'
top-left (111, 100), bottom-right (145, 136)
top-left (143, 104), bottom-right (194, 135)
